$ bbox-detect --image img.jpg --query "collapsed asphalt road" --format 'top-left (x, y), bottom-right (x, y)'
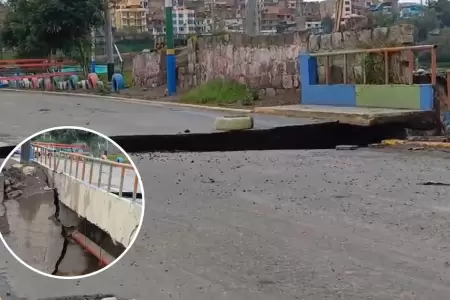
top-left (1, 148), bottom-right (450, 300)
top-left (0, 122), bottom-right (405, 159)
top-left (0, 91), bottom-right (449, 299)
top-left (0, 91), bottom-right (320, 146)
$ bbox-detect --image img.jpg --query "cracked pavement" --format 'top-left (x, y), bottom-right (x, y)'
top-left (1, 92), bottom-right (450, 299)
top-left (0, 91), bottom-right (318, 147)
top-left (1, 148), bottom-right (450, 299)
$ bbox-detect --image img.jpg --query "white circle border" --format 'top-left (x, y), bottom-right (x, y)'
top-left (0, 125), bottom-right (146, 280)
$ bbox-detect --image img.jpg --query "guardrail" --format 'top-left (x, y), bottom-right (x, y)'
top-left (31, 143), bottom-right (139, 201)
top-left (31, 141), bottom-right (88, 152)
top-left (0, 58), bottom-right (76, 68)
top-left (31, 141), bottom-right (87, 149)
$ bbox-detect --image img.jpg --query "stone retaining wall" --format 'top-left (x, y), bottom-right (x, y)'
top-left (132, 51), bottom-right (165, 88)
top-left (132, 24), bottom-right (416, 96)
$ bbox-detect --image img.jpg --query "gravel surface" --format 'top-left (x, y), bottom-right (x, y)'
top-left (1, 148), bottom-right (450, 299)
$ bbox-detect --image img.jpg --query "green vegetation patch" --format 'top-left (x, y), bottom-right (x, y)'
top-left (180, 79), bottom-right (258, 106)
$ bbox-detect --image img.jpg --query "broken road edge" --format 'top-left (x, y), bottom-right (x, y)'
top-left (0, 89), bottom-right (434, 128)
top-left (381, 139), bottom-right (450, 149)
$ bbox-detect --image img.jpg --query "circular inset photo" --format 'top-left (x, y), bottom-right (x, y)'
top-left (0, 126), bottom-right (144, 279)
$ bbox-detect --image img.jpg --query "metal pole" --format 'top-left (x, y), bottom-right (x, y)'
top-left (104, 0), bottom-right (115, 81)
top-left (165, 0), bottom-right (176, 96)
top-left (20, 141), bottom-right (31, 164)
top-left (211, 0), bottom-right (215, 34)
top-left (91, 28), bottom-right (96, 73)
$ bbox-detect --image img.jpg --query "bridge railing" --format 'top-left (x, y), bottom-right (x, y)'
top-left (31, 143), bottom-right (139, 201)
top-left (31, 141), bottom-right (87, 150)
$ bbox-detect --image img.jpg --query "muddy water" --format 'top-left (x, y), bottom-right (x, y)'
top-left (1, 191), bottom-right (100, 276)
top-left (55, 239), bottom-right (100, 276)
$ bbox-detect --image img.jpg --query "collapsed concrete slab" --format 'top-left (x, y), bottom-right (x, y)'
top-left (48, 170), bottom-right (142, 249)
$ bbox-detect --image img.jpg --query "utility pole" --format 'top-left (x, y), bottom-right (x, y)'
top-left (104, 0), bottom-right (115, 81)
top-left (20, 141), bottom-right (31, 164)
top-left (165, 0), bottom-right (176, 96)
top-left (296, 0), bottom-right (305, 30)
top-left (210, 0), bottom-right (216, 34)
top-left (91, 28), bottom-right (96, 73)
top-left (245, 0), bottom-right (259, 36)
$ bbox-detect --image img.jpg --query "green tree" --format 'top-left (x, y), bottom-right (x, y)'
top-left (1, 0), bottom-right (50, 58)
top-left (34, 129), bottom-right (107, 156)
top-left (368, 11), bottom-right (397, 28)
top-left (36, 129), bottom-right (97, 144)
top-left (418, 28), bottom-right (450, 65)
top-left (429, 0), bottom-right (450, 27)
top-left (397, 10), bottom-right (439, 41)
top-left (276, 21), bottom-right (288, 34)
top-left (1, 0), bottom-right (103, 74)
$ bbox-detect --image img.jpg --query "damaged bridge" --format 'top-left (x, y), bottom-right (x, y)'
top-left (29, 144), bottom-right (143, 249)
top-left (1, 145), bottom-right (143, 276)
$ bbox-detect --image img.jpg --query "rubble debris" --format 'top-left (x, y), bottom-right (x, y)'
top-left (2, 165), bottom-right (27, 201)
top-left (6, 190), bottom-right (22, 200)
top-left (368, 143), bottom-right (384, 148)
top-left (408, 147), bottom-right (425, 151)
top-left (22, 165), bottom-right (36, 176)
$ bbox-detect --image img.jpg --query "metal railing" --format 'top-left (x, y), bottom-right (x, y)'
top-left (31, 143), bottom-right (140, 201)
top-left (31, 141), bottom-right (86, 149)
top-left (311, 45), bottom-right (438, 86)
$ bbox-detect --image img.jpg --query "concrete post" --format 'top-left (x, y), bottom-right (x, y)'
top-left (0, 174), bottom-right (4, 203)
top-left (20, 141), bottom-right (31, 164)
top-left (91, 28), bottom-right (96, 73)
top-left (165, 0), bottom-right (177, 96)
top-left (104, 0), bottom-right (115, 81)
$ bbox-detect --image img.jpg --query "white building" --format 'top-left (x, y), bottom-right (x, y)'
top-left (224, 18), bottom-right (243, 32)
top-left (172, 6), bottom-right (196, 35)
top-left (287, 0), bottom-right (296, 9)
top-left (196, 18), bottom-right (213, 34)
top-left (305, 20), bottom-right (322, 33)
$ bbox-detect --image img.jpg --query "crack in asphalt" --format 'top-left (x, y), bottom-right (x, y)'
top-left (51, 226), bottom-right (69, 276)
top-left (0, 123), bottom-right (405, 159)
top-left (41, 167), bottom-right (70, 276)
top-left (127, 224), bottom-right (139, 247)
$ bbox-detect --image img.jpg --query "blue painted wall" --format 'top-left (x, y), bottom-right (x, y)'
top-left (299, 53), bottom-right (356, 106)
top-left (298, 52), bottom-right (434, 111)
top-left (419, 85), bottom-right (434, 110)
